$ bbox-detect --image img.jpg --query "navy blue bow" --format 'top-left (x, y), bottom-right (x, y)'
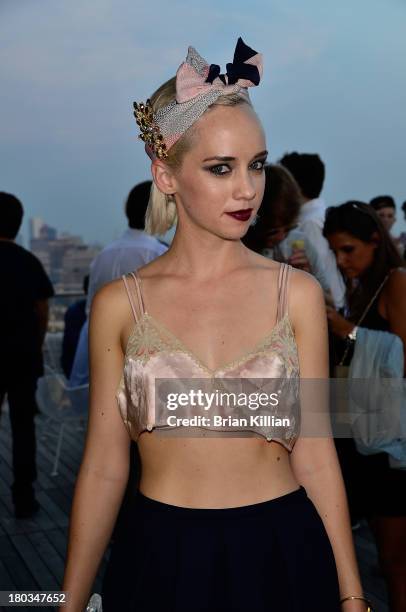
top-left (205, 37), bottom-right (261, 86)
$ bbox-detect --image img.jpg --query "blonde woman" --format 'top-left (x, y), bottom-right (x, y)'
top-left (61, 39), bottom-right (371, 612)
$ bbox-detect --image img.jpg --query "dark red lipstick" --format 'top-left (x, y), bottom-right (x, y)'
top-left (225, 209), bottom-right (253, 221)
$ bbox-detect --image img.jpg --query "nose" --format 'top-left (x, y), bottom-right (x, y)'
top-left (335, 251), bottom-right (347, 268)
top-left (233, 168), bottom-right (256, 202)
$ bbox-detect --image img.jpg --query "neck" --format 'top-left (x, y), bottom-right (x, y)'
top-left (160, 220), bottom-right (253, 282)
top-left (301, 195), bottom-right (319, 206)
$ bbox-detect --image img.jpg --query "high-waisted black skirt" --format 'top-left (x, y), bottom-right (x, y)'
top-left (101, 486), bottom-right (340, 611)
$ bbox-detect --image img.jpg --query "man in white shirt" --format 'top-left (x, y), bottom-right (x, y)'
top-left (279, 152), bottom-right (345, 308)
top-left (69, 182), bottom-right (168, 386)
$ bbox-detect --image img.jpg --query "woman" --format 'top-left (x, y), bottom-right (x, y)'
top-left (61, 40), bottom-right (369, 611)
top-left (243, 163), bottom-right (311, 270)
top-left (243, 164), bottom-right (333, 293)
top-left (323, 201), bottom-right (406, 612)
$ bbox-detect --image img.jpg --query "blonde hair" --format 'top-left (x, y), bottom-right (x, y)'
top-left (144, 77), bottom-right (250, 235)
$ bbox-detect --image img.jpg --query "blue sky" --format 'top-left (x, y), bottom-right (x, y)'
top-left (1, 0), bottom-right (405, 245)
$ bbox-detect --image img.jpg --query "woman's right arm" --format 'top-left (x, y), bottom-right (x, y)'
top-left (60, 281), bottom-right (131, 612)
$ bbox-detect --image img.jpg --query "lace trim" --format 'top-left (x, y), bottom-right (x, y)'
top-left (116, 311), bottom-right (299, 397)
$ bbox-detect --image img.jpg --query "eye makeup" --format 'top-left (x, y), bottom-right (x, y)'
top-left (204, 155), bottom-right (267, 177)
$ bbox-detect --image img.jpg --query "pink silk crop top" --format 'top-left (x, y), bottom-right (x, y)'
top-left (115, 263), bottom-right (300, 451)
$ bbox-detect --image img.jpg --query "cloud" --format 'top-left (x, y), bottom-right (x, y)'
top-left (1, 0), bottom-right (405, 243)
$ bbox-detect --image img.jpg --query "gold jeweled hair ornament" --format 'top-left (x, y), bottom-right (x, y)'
top-left (133, 100), bottom-right (168, 160)
top-left (133, 37), bottom-right (262, 161)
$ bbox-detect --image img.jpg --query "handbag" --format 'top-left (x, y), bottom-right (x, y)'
top-left (86, 593), bottom-right (102, 612)
top-left (333, 274), bottom-right (390, 378)
top-left (332, 276), bottom-right (390, 428)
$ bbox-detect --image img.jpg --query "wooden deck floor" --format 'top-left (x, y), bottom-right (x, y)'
top-left (0, 405), bottom-right (389, 611)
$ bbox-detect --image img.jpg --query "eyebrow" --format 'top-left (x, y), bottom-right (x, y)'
top-left (202, 150), bottom-right (268, 162)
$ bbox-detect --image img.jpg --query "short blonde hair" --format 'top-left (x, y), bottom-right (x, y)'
top-left (144, 77), bottom-right (250, 235)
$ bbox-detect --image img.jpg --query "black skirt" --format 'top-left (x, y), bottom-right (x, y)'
top-left (101, 486), bottom-right (340, 612)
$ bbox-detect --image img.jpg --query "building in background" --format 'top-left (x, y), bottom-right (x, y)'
top-left (29, 218), bottom-right (102, 293)
top-left (28, 218), bottom-right (103, 331)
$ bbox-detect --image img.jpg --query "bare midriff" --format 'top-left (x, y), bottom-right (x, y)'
top-left (136, 433), bottom-right (300, 508)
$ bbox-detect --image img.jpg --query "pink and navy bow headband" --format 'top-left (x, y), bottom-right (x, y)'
top-left (133, 37), bottom-right (263, 160)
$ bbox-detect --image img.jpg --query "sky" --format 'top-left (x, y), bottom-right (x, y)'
top-left (1, 0), bottom-right (405, 246)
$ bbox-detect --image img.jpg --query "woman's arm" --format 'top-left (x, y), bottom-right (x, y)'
top-left (327, 267), bottom-right (406, 375)
top-left (59, 281), bottom-right (131, 612)
top-left (289, 271), bottom-right (367, 612)
top-left (383, 268), bottom-right (406, 375)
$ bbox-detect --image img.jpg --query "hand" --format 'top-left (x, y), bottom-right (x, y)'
top-left (326, 306), bottom-right (355, 339)
top-left (324, 289), bottom-right (335, 308)
top-left (288, 248), bottom-right (311, 272)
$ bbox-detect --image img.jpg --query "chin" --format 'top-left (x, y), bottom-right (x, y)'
top-left (215, 223), bottom-right (249, 241)
top-left (342, 270), bottom-right (359, 279)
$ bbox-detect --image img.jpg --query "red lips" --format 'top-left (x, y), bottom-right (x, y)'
top-left (225, 209), bottom-right (253, 221)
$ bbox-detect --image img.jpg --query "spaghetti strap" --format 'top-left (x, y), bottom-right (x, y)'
top-left (276, 263), bottom-right (291, 323)
top-left (129, 271), bottom-right (146, 315)
top-left (121, 271), bottom-right (145, 323)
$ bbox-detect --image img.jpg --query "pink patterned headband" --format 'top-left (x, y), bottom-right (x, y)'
top-left (133, 37), bottom-right (263, 160)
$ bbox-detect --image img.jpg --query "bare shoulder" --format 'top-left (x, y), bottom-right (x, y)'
top-left (288, 266), bottom-right (324, 304)
top-left (287, 267), bottom-right (325, 331)
top-left (133, 252), bottom-right (172, 280)
top-left (91, 277), bottom-right (128, 316)
top-left (244, 250), bottom-right (282, 283)
top-left (89, 278), bottom-right (131, 350)
top-left (385, 267), bottom-right (406, 296)
top-left (245, 249), bottom-right (280, 269)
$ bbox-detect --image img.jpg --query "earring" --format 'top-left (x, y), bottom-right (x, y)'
top-left (250, 213), bottom-right (260, 226)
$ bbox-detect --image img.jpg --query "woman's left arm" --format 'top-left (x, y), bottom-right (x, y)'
top-left (289, 271), bottom-right (367, 611)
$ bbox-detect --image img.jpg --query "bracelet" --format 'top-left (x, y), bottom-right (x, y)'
top-left (340, 595), bottom-right (373, 611)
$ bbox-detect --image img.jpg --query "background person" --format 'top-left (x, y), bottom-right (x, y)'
top-left (85, 181), bottom-right (168, 309)
top-left (61, 274), bottom-right (89, 378)
top-left (323, 201), bottom-right (406, 612)
top-left (399, 200), bottom-right (406, 257)
top-left (370, 195), bottom-right (405, 258)
top-left (0, 192), bottom-right (54, 519)
top-left (69, 181), bottom-right (168, 387)
top-left (369, 195), bottom-right (396, 232)
top-left (242, 163), bottom-right (332, 295)
top-left (279, 151), bottom-right (345, 308)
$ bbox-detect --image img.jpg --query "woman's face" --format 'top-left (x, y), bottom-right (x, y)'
top-left (170, 103), bottom-right (267, 240)
top-left (327, 231), bottom-right (378, 279)
top-left (376, 206), bottom-right (396, 231)
top-left (265, 225), bottom-right (295, 247)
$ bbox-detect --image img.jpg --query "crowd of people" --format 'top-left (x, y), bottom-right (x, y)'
top-left (246, 154), bottom-right (406, 609)
top-left (1, 154), bottom-right (406, 608)
top-left (1, 41), bottom-right (406, 611)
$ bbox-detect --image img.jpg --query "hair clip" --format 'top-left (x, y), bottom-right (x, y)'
top-left (133, 100), bottom-right (168, 160)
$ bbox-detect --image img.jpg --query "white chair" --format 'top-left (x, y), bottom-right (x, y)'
top-left (43, 331), bottom-right (64, 373)
top-left (36, 365), bottom-right (89, 476)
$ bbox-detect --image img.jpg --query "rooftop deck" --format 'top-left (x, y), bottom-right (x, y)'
top-left (0, 405), bottom-right (389, 611)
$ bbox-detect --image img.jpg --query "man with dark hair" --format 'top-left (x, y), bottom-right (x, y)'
top-left (279, 152), bottom-right (345, 308)
top-left (69, 181), bottom-right (167, 386)
top-left (369, 195), bottom-right (396, 232)
top-left (125, 181), bottom-right (154, 230)
top-left (85, 181), bottom-right (167, 314)
top-left (0, 192), bottom-right (54, 518)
